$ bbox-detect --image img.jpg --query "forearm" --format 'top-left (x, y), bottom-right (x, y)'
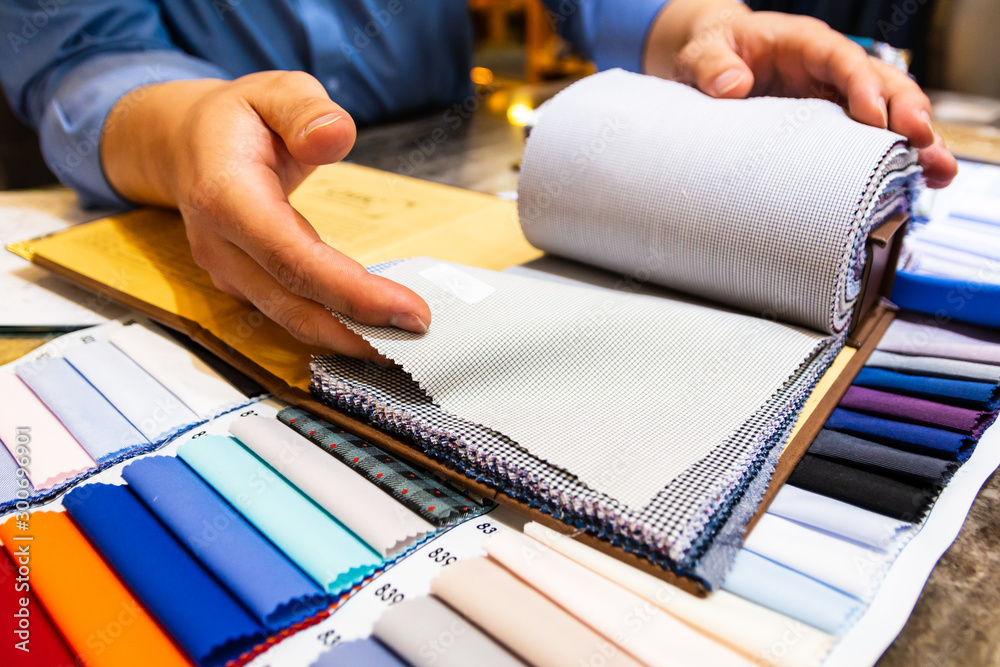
top-left (643, 0), bottom-right (750, 79)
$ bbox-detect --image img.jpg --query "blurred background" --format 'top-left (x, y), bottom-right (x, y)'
top-left (1, 0), bottom-right (997, 191)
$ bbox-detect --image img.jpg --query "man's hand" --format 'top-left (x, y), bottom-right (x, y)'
top-left (645, 0), bottom-right (958, 188)
top-left (101, 71), bottom-right (430, 360)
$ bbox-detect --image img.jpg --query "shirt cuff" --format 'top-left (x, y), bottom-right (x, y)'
top-left (589, 0), bottom-right (672, 73)
top-left (39, 51), bottom-right (231, 209)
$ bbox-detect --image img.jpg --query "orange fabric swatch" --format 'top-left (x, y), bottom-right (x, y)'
top-left (0, 512), bottom-right (190, 667)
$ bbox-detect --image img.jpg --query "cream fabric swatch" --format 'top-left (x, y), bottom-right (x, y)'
top-left (483, 530), bottom-right (752, 667)
top-left (229, 417), bottom-right (433, 556)
top-left (341, 257), bottom-right (829, 510)
top-left (742, 514), bottom-right (889, 600)
top-left (0, 372), bottom-right (95, 490)
top-left (523, 522), bottom-right (834, 667)
top-left (108, 323), bottom-right (246, 418)
top-left (431, 557), bottom-right (642, 667)
top-left (373, 595), bottom-right (525, 667)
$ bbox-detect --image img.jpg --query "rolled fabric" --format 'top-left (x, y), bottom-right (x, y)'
top-left (0, 512), bottom-right (189, 667)
top-left (121, 456), bottom-right (328, 628)
top-left (808, 428), bottom-right (953, 483)
top-left (767, 485), bottom-right (910, 551)
top-left (177, 436), bottom-right (381, 593)
top-left (0, 543), bottom-right (76, 667)
top-left (877, 315), bottom-right (1000, 364)
top-left (866, 350), bottom-right (1000, 383)
top-left (109, 323), bottom-right (247, 418)
top-left (825, 408), bottom-right (973, 460)
top-left (64, 483), bottom-right (266, 667)
top-left (373, 595), bottom-right (524, 667)
top-left (523, 521), bottom-right (835, 667)
top-left (853, 367), bottom-right (1000, 410)
top-left (788, 454), bottom-right (936, 522)
top-left (310, 638), bottom-right (405, 666)
top-left (15, 357), bottom-right (147, 462)
top-left (722, 550), bottom-right (860, 636)
top-left (230, 417), bottom-right (434, 557)
top-left (839, 385), bottom-right (991, 435)
top-left (483, 531), bottom-right (751, 667)
top-left (431, 557), bottom-right (642, 667)
top-left (0, 372), bottom-right (94, 491)
top-left (742, 515), bottom-right (888, 600)
top-left (63, 341), bottom-right (199, 441)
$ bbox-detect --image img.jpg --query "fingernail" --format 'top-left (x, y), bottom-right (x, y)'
top-left (711, 69), bottom-right (744, 96)
top-left (877, 96), bottom-right (888, 129)
top-left (920, 110), bottom-right (935, 138)
top-left (303, 113), bottom-right (343, 137)
top-left (391, 313), bottom-right (428, 334)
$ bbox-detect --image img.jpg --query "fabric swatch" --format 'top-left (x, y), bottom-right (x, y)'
top-left (768, 485), bottom-right (911, 551)
top-left (121, 456), bottom-right (328, 628)
top-left (233, 417), bottom-right (433, 556)
top-left (0, 512), bottom-right (189, 667)
top-left (310, 638), bottom-right (405, 667)
top-left (742, 514), bottom-right (888, 600)
top-left (839, 385), bottom-right (991, 435)
top-left (177, 435), bottom-right (382, 593)
top-left (723, 550), bottom-right (860, 636)
top-left (337, 256), bottom-right (833, 511)
top-left (0, 544), bottom-right (76, 667)
top-left (866, 349), bottom-right (1000, 383)
top-left (891, 270), bottom-right (1000, 330)
top-left (826, 408), bottom-right (973, 460)
top-left (373, 595), bottom-right (525, 667)
top-left (788, 454), bottom-right (936, 522)
top-left (15, 356), bottom-right (148, 462)
top-left (109, 323), bottom-right (247, 418)
top-left (63, 340), bottom-right (199, 441)
top-left (63, 483), bottom-right (266, 667)
top-left (808, 428), bottom-right (953, 483)
top-left (279, 407), bottom-right (487, 527)
top-left (158, 325), bottom-right (265, 397)
top-left (483, 531), bottom-right (751, 667)
top-left (853, 367), bottom-right (1000, 411)
top-left (0, 372), bottom-right (94, 490)
top-left (878, 314), bottom-right (1000, 364)
top-left (523, 522), bottom-right (834, 667)
top-left (431, 556), bottom-right (642, 667)
top-left (0, 447), bottom-right (30, 515)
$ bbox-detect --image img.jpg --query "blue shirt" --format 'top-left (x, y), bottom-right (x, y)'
top-left (0, 0), bottom-right (669, 207)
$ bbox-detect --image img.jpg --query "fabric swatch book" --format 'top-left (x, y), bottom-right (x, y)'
top-left (8, 70), bottom-right (922, 593)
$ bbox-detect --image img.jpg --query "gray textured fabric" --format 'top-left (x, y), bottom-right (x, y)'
top-left (867, 350), bottom-right (1000, 383)
top-left (518, 69), bottom-right (919, 334)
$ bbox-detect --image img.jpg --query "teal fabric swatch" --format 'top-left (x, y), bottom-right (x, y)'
top-left (177, 435), bottom-right (382, 594)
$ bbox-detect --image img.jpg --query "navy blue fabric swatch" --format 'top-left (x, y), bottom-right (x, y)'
top-left (64, 483), bottom-right (266, 666)
top-left (854, 367), bottom-right (1000, 411)
top-left (825, 408), bottom-right (973, 460)
top-left (122, 456), bottom-right (328, 629)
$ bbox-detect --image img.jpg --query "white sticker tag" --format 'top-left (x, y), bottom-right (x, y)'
top-left (418, 263), bottom-right (496, 305)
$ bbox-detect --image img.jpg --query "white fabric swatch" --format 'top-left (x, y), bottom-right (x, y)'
top-left (484, 530), bottom-right (753, 667)
top-left (229, 417), bottom-right (434, 556)
top-left (109, 323), bottom-right (247, 418)
top-left (877, 317), bottom-right (1000, 364)
top-left (340, 257), bottom-right (830, 510)
top-left (523, 522), bottom-right (834, 667)
top-left (373, 595), bottom-right (525, 667)
top-left (768, 486), bottom-right (911, 551)
top-left (743, 514), bottom-right (889, 600)
top-left (0, 372), bottom-right (95, 490)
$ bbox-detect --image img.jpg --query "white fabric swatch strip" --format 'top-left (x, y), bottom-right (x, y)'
top-left (339, 257), bottom-right (829, 510)
top-left (229, 417), bottom-right (434, 556)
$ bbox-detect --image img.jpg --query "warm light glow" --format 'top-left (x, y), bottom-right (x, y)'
top-left (470, 67), bottom-right (494, 86)
top-left (507, 102), bottom-right (534, 127)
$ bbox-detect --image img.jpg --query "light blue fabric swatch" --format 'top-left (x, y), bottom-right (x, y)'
top-left (63, 341), bottom-right (199, 441)
top-left (178, 436), bottom-right (382, 594)
top-left (723, 550), bottom-right (860, 635)
top-left (15, 356), bottom-right (147, 462)
top-left (310, 638), bottom-right (405, 667)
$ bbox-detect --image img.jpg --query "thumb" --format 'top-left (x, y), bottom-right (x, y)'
top-left (241, 70), bottom-right (357, 165)
top-left (677, 31), bottom-right (754, 98)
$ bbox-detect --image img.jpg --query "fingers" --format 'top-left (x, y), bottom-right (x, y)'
top-left (239, 71), bottom-right (358, 166)
top-left (917, 133), bottom-right (959, 188)
top-left (868, 59), bottom-right (935, 148)
top-left (676, 26), bottom-right (755, 98)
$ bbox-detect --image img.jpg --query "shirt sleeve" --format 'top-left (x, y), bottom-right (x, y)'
top-left (0, 2), bottom-right (231, 208)
top-left (538, 0), bottom-right (672, 72)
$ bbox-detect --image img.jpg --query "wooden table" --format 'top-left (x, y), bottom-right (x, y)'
top-left (3, 80), bottom-right (1000, 666)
